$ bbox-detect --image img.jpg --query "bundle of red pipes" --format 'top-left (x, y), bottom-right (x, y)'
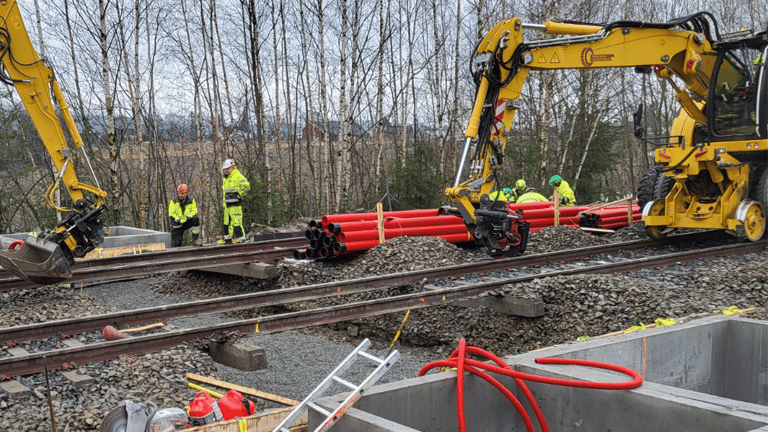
top-left (578, 204), bottom-right (641, 229)
top-left (294, 209), bottom-right (474, 260)
top-left (293, 201), bottom-right (640, 260)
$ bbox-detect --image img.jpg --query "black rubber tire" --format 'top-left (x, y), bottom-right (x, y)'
top-left (755, 167), bottom-right (768, 211)
top-left (654, 172), bottom-right (674, 200)
top-left (637, 166), bottom-right (661, 210)
top-left (749, 165), bottom-right (768, 204)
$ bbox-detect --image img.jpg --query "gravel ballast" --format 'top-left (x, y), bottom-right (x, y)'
top-left (2, 225), bottom-right (768, 431)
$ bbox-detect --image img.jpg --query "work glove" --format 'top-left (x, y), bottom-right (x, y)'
top-left (560, 196), bottom-right (569, 205)
top-left (180, 216), bottom-right (188, 224)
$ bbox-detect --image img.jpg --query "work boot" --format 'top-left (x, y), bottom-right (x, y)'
top-left (192, 234), bottom-right (203, 247)
top-left (217, 235), bottom-right (233, 245)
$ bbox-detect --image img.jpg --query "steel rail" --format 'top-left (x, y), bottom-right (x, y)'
top-left (0, 240), bottom-right (306, 292)
top-left (0, 230), bottom-right (734, 343)
top-left (0, 235), bottom-right (306, 281)
top-left (2, 238), bottom-right (762, 376)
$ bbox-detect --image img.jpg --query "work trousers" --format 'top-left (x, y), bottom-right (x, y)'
top-left (170, 215), bottom-right (200, 247)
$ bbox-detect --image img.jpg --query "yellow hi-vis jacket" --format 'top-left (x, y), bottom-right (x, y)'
top-left (168, 196), bottom-right (198, 222)
top-left (222, 168), bottom-right (251, 207)
top-left (516, 191), bottom-right (548, 204)
top-left (556, 180), bottom-right (576, 206)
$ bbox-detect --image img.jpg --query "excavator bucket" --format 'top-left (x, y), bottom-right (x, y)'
top-left (0, 235), bottom-right (72, 284)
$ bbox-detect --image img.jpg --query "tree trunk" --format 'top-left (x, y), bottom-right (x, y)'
top-left (450, 0), bottom-right (461, 174)
top-left (99, 0), bottom-right (119, 223)
top-left (314, 0), bottom-right (333, 214)
top-left (336, 0), bottom-right (349, 212)
top-left (373, 0), bottom-right (391, 193)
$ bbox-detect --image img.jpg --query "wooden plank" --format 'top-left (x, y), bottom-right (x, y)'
top-left (376, 202), bottom-right (385, 244)
top-left (78, 242), bottom-right (166, 260)
top-left (579, 227), bottom-right (615, 233)
top-left (186, 373), bottom-right (300, 406)
top-left (578, 197), bottom-right (631, 215)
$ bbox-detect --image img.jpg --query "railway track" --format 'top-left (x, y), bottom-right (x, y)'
top-left (0, 236), bottom-right (308, 292)
top-left (2, 230), bottom-right (762, 377)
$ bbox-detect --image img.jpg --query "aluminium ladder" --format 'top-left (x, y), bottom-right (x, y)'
top-left (272, 338), bottom-right (400, 432)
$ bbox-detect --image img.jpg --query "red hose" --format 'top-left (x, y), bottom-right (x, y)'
top-left (7, 240), bottom-right (23, 251)
top-left (418, 339), bottom-right (643, 432)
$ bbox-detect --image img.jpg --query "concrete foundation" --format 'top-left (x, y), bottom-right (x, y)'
top-left (309, 315), bottom-right (768, 431)
top-left (209, 340), bottom-right (269, 371)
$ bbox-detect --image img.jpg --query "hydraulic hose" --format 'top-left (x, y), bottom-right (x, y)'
top-left (418, 339), bottom-right (643, 432)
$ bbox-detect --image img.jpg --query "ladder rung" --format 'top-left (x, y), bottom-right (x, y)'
top-left (332, 375), bottom-right (357, 390)
top-left (358, 350), bottom-right (384, 364)
top-left (307, 401), bottom-right (331, 417)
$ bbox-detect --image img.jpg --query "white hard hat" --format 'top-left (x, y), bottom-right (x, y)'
top-left (222, 159), bottom-right (235, 170)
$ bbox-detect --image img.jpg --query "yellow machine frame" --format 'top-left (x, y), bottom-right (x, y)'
top-left (448, 13), bottom-right (768, 243)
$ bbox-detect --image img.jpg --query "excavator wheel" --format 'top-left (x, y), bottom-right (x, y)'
top-left (735, 199), bottom-right (766, 242)
top-left (636, 166), bottom-right (661, 210)
top-left (643, 199), bottom-right (667, 240)
top-left (654, 172), bottom-right (674, 200)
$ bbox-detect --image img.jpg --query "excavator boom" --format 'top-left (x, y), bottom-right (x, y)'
top-left (0, 1), bottom-right (108, 284)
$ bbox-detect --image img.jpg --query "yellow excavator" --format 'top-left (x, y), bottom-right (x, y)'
top-left (445, 12), bottom-right (768, 252)
top-left (0, 1), bottom-right (108, 284)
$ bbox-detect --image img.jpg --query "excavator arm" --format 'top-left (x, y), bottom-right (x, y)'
top-left (0, 1), bottom-right (107, 284)
top-left (446, 12), bottom-right (719, 255)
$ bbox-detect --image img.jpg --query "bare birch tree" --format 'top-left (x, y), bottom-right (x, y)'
top-left (98, 0), bottom-right (120, 222)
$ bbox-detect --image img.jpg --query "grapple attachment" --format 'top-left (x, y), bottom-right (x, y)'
top-left (473, 198), bottom-right (530, 257)
top-left (0, 235), bottom-right (72, 284)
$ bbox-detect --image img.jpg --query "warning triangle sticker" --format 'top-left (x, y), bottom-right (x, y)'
top-left (537, 54), bottom-right (547, 63)
top-left (550, 53), bottom-right (561, 63)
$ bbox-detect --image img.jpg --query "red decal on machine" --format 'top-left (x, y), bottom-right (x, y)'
top-left (581, 48), bottom-right (615, 67)
top-left (491, 99), bottom-right (505, 136)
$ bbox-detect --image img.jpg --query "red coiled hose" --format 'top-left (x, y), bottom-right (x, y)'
top-left (418, 339), bottom-right (643, 432)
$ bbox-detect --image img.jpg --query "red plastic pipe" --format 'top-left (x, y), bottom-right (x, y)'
top-left (597, 214), bottom-right (641, 225)
top-left (339, 224), bottom-right (470, 242)
top-left (334, 239), bottom-right (380, 254)
top-left (334, 232), bottom-right (475, 254)
top-left (527, 217), bottom-right (580, 228)
top-left (508, 201), bottom-right (556, 211)
top-left (521, 207), bottom-right (587, 219)
top-left (590, 208), bottom-right (641, 219)
top-left (321, 209), bottom-right (439, 226)
top-left (329, 215), bottom-right (465, 234)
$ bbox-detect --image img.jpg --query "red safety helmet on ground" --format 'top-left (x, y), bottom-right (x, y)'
top-left (177, 183), bottom-right (189, 194)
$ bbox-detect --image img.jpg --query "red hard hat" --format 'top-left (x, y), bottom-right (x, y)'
top-left (177, 183), bottom-right (189, 194)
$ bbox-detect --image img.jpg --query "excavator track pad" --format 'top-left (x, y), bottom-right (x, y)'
top-left (0, 235), bottom-right (72, 284)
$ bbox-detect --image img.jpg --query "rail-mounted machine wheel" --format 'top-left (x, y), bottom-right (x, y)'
top-left (735, 199), bottom-right (766, 241)
top-left (642, 199), bottom-right (668, 240)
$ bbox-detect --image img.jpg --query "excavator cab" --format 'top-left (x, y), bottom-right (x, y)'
top-left (709, 43), bottom-right (767, 137)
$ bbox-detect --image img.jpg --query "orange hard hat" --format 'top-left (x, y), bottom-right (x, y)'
top-left (177, 183), bottom-right (189, 194)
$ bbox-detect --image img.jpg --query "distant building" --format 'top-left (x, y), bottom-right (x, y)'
top-left (302, 121), bottom-right (368, 142)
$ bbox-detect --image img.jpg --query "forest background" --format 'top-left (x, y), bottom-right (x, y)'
top-left (2, 0), bottom-right (767, 242)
